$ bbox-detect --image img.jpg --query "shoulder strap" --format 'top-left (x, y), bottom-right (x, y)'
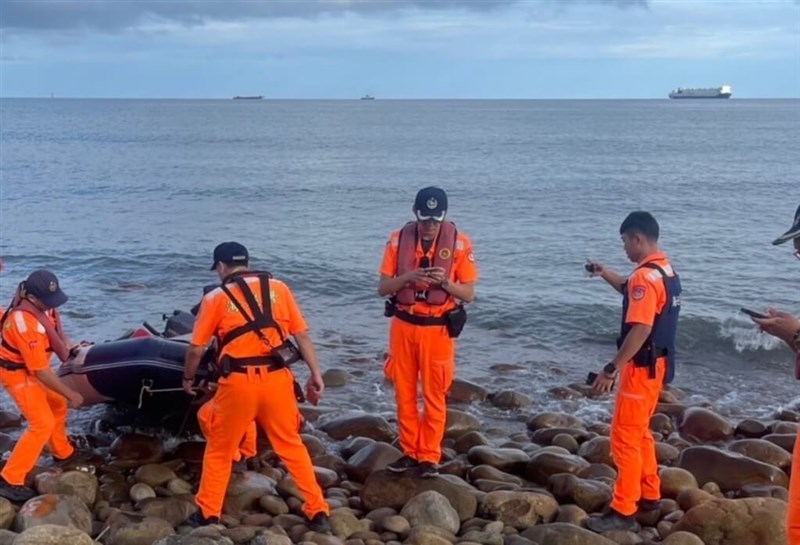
top-left (218, 274), bottom-right (284, 353)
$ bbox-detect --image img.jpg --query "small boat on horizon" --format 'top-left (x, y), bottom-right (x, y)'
top-left (360, 94), bottom-right (375, 100)
top-left (233, 95), bottom-right (264, 100)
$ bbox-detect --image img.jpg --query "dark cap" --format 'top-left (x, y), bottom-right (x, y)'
top-left (210, 241), bottom-right (249, 270)
top-left (773, 204), bottom-right (800, 245)
top-left (24, 269), bottom-right (68, 309)
top-left (413, 186), bottom-right (448, 222)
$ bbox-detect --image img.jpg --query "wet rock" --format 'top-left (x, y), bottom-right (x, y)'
top-left (109, 434), bottom-right (164, 464)
top-left (445, 410), bottom-right (482, 439)
top-left (736, 420), bottom-right (768, 438)
top-left (223, 471), bottom-right (277, 517)
top-left (655, 442), bottom-right (681, 465)
top-left (302, 435), bottom-right (328, 459)
top-left (35, 471), bottom-right (98, 507)
top-left (598, 530), bottom-right (641, 545)
top-left (323, 369), bottom-right (352, 388)
top-left (100, 481), bottom-right (131, 504)
top-left (678, 408), bottom-right (734, 443)
top-left (740, 483), bottom-right (789, 501)
top-left (676, 488), bottom-right (714, 512)
top-left (172, 441), bottom-right (206, 464)
top-left (12, 524), bottom-right (93, 545)
top-left (345, 442), bottom-right (403, 483)
top-left (554, 504), bottom-right (588, 525)
top-left (525, 451), bottom-right (590, 484)
top-left (522, 522), bottom-right (615, 545)
top-left (361, 471), bottom-right (478, 521)
top-left (401, 491), bottom-right (460, 534)
top-left (167, 479), bottom-right (193, 496)
top-left (0, 411), bottom-right (21, 430)
top-left (137, 497), bottom-right (197, 526)
top-left (659, 467), bottom-right (699, 499)
top-left (134, 464), bottom-right (178, 488)
top-left (489, 391), bottom-right (532, 410)
top-left (728, 439), bottom-right (792, 471)
top-left (455, 432), bottom-right (491, 455)
top-left (129, 483), bottom-right (156, 503)
top-left (678, 446), bottom-right (789, 491)
top-left (406, 526), bottom-right (455, 545)
top-left (650, 413), bottom-right (674, 436)
top-left (154, 536), bottom-right (234, 545)
top-left (14, 494), bottom-right (92, 534)
top-left (0, 434), bottom-right (13, 453)
top-left (548, 474), bottom-right (612, 513)
top-left (662, 531), bottom-right (704, 545)
top-left (449, 379), bottom-right (490, 403)
top-left (106, 516), bottom-right (175, 545)
top-left (459, 530), bottom-right (504, 545)
top-left (0, 529), bottom-right (14, 545)
top-left (577, 437), bottom-right (613, 467)
top-left (479, 490), bottom-right (557, 530)
top-left (530, 427), bottom-right (591, 446)
top-left (467, 466), bottom-right (523, 486)
top-left (252, 535), bottom-right (293, 545)
top-left (671, 497), bottom-right (786, 545)
top-left (526, 413), bottom-right (583, 432)
top-left (260, 496), bottom-right (289, 516)
top-left (0, 499), bottom-right (12, 531)
top-left (381, 515), bottom-right (410, 536)
top-left (772, 421), bottom-right (800, 434)
top-left (577, 463), bottom-right (617, 482)
top-left (551, 434), bottom-right (579, 453)
top-left (315, 467), bottom-right (340, 489)
top-left (657, 403), bottom-right (687, 421)
top-left (763, 433), bottom-right (795, 453)
top-left (329, 510), bottom-right (371, 539)
top-left (466, 447), bottom-right (529, 474)
top-left (319, 414), bottom-right (396, 443)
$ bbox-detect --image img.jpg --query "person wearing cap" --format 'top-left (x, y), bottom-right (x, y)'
top-left (584, 212), bottom-right (682, 533)
top-left (378, 187), bottom-right (478, 478)
top-left (0, 270), bottom-right (84, 502)
top-left (750, 204), bottom-right (800, 544)
top-left (182, 242), bottom-right (330, 531)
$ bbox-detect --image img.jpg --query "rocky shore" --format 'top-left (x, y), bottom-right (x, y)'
top-left (0, 373), bottom-right (793, 545)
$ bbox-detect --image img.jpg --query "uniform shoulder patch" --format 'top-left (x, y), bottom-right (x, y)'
top-left (632, 285), bottom-right (646, 301)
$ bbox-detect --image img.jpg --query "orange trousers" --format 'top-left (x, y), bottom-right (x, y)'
top-left (385, 318), bottom-right (454, 464)
top-left (788, 431), bottom-right (800, 544)
top-left (195, 367), bottom-right (328, 519)
top-left (0, 369), bottom-right (73, 485)
top-left (197, 398), bottom-right (258, 462)
top-left (609, 359), bottom-right (666, 516)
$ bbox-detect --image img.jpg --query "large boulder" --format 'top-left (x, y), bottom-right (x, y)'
top-left (223, 471), bottom-right (277, 518)
top-left (522, 522), bottom-right (616, 545)
top-left (449, 379), bottom-right (490, 403)
top-left (671, 497), bottom-right (787, 545)
top-left (659, 467), bottom-right (699, 499)
top-left (361, 471), bottom-right (477, 521)
top-left (526, 413), bottom-right (583, 432)
top-left (466, 447), bottom-right (529, 474)
top-left (728, 439), bottom-right (792, 471)
top-left (318, 413), bottom-right (396, 442)
top-left (105, 516), bottom-right (176, 545)
top-left (489, 391), bottom-right (532, 410)
top-left (577, 437), bottom-right (613, 467)
top-left (400, 491), bottom-right (460, 534)
top-left (134, 464), bottom-right (178, 488)
top-left (678, 408), bottom-right (734, 443)
top-left (548, 474), bottom-right (612, 513)
top-left (525, 451), bottom-right (590, 484)
top-left (136, 498), bottom-right (197, 527)
top-left (479, 491), bottom-right (558, 530)
top-left (13, 495), bottom-right (92, 534)
top-left (0, 498), bottom-right (14, 530)
top-left (109, 434), bottom-right (164, 464)
top-left (678, 446), bottom-right (789, 491)
top-left (345, 442), bottom-right (403, 483)
top-left (34, 471), bottom-right (98, 507)
top-left (445, 409), bottom-right (482, 439)
top-left (11, 524), bottom-right (93, 545)
top-left (0, 411), bottom-right (21, 430)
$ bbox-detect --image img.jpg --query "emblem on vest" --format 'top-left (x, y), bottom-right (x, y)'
top-left (438, 248), bottom-right (452, 260)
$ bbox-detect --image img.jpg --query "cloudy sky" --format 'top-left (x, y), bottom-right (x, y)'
top-left (1, 0), bottom-right (798, 98)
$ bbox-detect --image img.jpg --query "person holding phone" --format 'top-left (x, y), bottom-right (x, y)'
top-left (584, 212), bottom-right (682, 533)
top-left (750, 204), bottom-right (800, 544)
top-left (378, 187), bottom-right (478, 478)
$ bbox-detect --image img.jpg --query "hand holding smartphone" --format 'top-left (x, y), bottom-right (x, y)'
top-left (740, 307), bottom-right (769, 320)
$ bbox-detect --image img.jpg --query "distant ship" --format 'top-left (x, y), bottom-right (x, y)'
top-left (668, 85), bottom-right (732, 99)
top-left (233, 95), bottom-right (263, 100)
top-left (360, 94), bottom-right (375, 100)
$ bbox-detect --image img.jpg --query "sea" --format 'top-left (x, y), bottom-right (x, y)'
top-left (0, 98), bottom-right (799, 435)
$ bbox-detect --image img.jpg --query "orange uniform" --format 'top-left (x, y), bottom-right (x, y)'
top-left (790, 353), bottom-right (800, 544)
top-left (610, 252), bottom-right (674, 516)
top-left (191, 275), bottom-right (328, 520)
top-left (380, 228), bottom-right (478, 463)
top-left (0, 310), bottom-right (74, 485)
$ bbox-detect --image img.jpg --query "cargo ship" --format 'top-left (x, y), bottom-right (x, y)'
top-left (233, 95), bottom-right (263, 100)
top-left (668, 85), bottom-right (732, 99)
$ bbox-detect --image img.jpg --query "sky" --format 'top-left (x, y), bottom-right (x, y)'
top-left (0, 0), bottom-right (798, 99)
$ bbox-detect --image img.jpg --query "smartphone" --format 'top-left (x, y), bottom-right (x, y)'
top-left (740, 307), bottom-right (768, 320)
top-left (584, 263), bottom-right (598, 274)
top-left (586, 371), bottom-right (598, 385)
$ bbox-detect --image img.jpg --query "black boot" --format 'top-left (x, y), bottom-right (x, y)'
top-left (586, 508), bottom-right (640, 533)
top-left (185, 511), bottom-right (220, 528)
top-left (0, 477), bottom-right (36, 503)
top-left (307, 512), bottom-right (331, 534)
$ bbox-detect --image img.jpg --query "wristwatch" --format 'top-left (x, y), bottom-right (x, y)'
top-left (602, 362), bottom-right (618, 377)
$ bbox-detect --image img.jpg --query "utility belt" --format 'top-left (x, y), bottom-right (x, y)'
top-left (384, 299), bottom-right (468, 338)
top-left (0, 359), bottom-right (25, 372)
top-left (216, 339), bottom-right (302, 378)
top-left (626, 342), bottom-right (668, 379)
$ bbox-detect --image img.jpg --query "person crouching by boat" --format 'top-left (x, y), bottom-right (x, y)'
top-left (750, 204), bottom-right (800, 545)
top-left (182, 242), bottom-right (330, 531)
top-left (0, 270), bottom-right (84, 502)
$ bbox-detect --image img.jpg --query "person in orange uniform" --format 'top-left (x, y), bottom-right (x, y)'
top-left (182, 242), bottom-right (330, 531)
top-left (379, 187), bottom-right (478, 478)
top-left (584, 212), bottom-right (682, 533)
top-left (0, 270), bottom-right (84, 502)
top-left (750, 204), bottom-right (800, 544)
